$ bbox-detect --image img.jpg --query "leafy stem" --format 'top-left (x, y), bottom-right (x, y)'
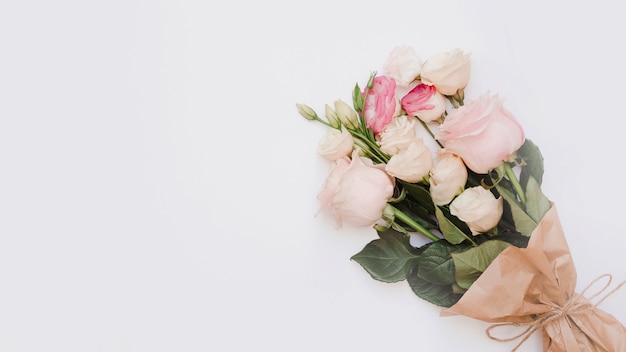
top-left (388, 204), bottom-right (440, 242)
top-left (503, 162), bottom-right (526, 205)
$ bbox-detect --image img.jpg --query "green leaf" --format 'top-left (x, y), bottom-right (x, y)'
top-left (350, 229), bottom-right (419, 283)
top-left (435, 206), bottom-right (471, 245)
top-left (417, 241), bottom-right (457, 285)
top-left (524, 176), bottom-right (551, 223)
top-left (399, 181), bottom-right (435, 214)
top-left (496, 184), bottom-right (537, 236)
top-left (394, 199), bottom-right (437, 230)
top-left (352, 83), bottom-right (364, 112)
top-left (452, 240), bottom-right (511, 289)
top-left (407, 264), bottom-right (461, 307)
top-left (518, 139), bottom-right (544, 187)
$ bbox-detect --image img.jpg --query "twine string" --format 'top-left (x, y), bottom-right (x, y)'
top-left (485, 274), bottom-right (626, 352)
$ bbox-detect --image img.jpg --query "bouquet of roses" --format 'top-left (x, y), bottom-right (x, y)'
top-left (296, 46), bottom-right (626, 351)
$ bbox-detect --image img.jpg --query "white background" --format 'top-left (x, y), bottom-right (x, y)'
top-left (1, 0), bottom-right (625, 351)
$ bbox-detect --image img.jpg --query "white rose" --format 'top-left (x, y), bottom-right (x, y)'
top-left (378, 115), bottom-right (418, 155)
top-left (385, 139), bottom-right (433, 183)
top-left (429, 151), bottom-right (468, 206)
top-left (317, 126), bottom-right (354, 161)
top-left (449, 186), bottom-right (503, 235)
top-left (421, 48), bottom-right (471, 96)
top-left (383, 46), bottom-right (423, 87)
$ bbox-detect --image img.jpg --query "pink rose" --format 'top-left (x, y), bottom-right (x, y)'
top-left (317, 157), bottom-right (351, 214)
top-left (400, 84), bottom-right (447, 123)
top-left (327, 150), bottom-right (395, 227)
top-left (363, 75), bottom-right (398, 135)
top-left (438, 93), bottom-right (525, 174)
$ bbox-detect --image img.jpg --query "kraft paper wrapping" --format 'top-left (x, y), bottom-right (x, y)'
top-left (441, 205), bottom-right (626, 352)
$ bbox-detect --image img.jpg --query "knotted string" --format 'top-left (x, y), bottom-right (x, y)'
top-left (485, 274), bottom-right (626, 352)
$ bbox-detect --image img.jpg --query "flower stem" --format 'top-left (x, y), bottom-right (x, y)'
top-left (418, 119), bottom-right (444, 148)
top-left (503, 162), bottom-right (526, 205)
top-left (349, 130), bottom-right (390, 163)
top-left (389, 204), bottom-right (440, 242)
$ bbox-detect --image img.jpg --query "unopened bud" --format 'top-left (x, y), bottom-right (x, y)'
top-left (296, 103), bottom-right (317, 121)
top-left (325, 104), bottom-right (341, 128)
top-left (334, 99), bottom-right (359, 130)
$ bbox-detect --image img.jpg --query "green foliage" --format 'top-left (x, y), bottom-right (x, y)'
top-left (435, 206), bottom-right (471, 245)
top-left (407, 264), bottom-right (461, 308)
top-left (452, 240), bottom-right (511, 289)
top-left (518, 139), bottom-right (544, 187)
top-left (350, 229), bottom-right (420, 283)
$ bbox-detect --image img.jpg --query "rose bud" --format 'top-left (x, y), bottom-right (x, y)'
top-left (400, 83), bottom-right (447, 123)
top-left (429, 150), bottom-right (468, 206)
top-left (449, 186), bottom-right (503, 235)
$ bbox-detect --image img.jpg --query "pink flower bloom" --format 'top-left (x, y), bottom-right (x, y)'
top-left (319, 150), bottom-right (395, 228)
top-left (317, 157), bottom-right (351, 214)
top-left (438, 93), bottom-right (525, 174)
top-left (363, 75), bottom-right (398, 135)
top-left (401, 84), bottom-right (447, 123)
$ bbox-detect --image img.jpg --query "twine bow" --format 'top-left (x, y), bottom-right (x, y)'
top-left (486, 274), bottom-right (626, 352)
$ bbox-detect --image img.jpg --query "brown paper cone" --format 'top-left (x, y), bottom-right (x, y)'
top-left (441, 205), bottom-right (626, 352)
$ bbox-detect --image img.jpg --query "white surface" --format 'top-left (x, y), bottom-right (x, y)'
top-left (1, 1), bottom-right (625, 351)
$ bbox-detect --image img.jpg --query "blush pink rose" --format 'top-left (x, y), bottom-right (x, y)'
top-left (317, 157), bottom-right (351, 214)
top-left (363, 75), bottom-right (398, 135)
top-left (400, 84), bottom-right (447, 123)
top-left (329, 150), bottom-right (395, 227)
top-left (438, 93), bottom-right (525, 174)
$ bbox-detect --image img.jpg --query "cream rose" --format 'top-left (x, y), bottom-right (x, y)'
top-left (429, 151), bottom-right (468, 206)
top-left (438, 93), bottom-right (525, 174)
top-left (383, 46), bottom-right (423, 87)
top-left (317, 126), bottom-right (354, 161)
top-left (378, 115), bottom-right (418, 155)
top-left (331, 150), bottom-right (395, 227)
top-left (421, 49), bottom-right (471, 96)
top-left (449, 186), bottom-right (503, 235)
top-left (385, 139), bottom-right (433, 183)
